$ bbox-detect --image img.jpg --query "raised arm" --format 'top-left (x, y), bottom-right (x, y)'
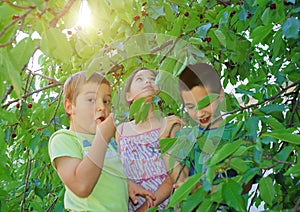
top-left (55, 114), bottom-right (115, 197)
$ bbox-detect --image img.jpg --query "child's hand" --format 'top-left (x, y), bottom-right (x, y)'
top-left (128, 180), bottom-right (156, 206)
top-left (159, 115), bottom-right (184, 138)
top-left (96, 113), bottom-right (116, 142)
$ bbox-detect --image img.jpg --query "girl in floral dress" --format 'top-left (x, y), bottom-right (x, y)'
top-left (116, 68), bottom-right (185, 211)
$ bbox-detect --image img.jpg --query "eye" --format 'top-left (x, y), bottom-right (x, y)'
top-left (88, 98), bottom-right (95, 103)
top-left (104, 99), bottom-right (111, 105)
top-left (185, 104), bottom-right (195, 110)
top-left (135, 77), bottom-right (142, 81)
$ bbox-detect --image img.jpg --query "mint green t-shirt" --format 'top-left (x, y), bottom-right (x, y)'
top-left (48, 129), bottom-right (128, 212)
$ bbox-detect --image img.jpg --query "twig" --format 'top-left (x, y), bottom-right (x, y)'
top-left (2, 83), bottom-right (63, 109)
top-left (29, 70), bottom-right (61, 84)
top-left (288, 87), bottom-right (300, 128)
top-left (150, 40), bottom-right (174, 54)
top-left (37, 88), bottom-right (63, 131)
top-left (3, 0), bottom-right (36, 10)
top-left (209, 78), bottom-right (300, 128)
top-left (20, 153), bottom-right (31, 212)
top-left (49, 0), bottom-right (76, 27)
top-left (159, 37), bottom-right (181, 65)
top-left (0, 7), bottom-right (34, 39)
top-left (46, 196), bottom-right (59, 212)
top-left (1, 85), bottom-right (14, 103)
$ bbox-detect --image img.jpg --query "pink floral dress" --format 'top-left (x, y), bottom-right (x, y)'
top-left (119, 125), bottom-right (169, 211)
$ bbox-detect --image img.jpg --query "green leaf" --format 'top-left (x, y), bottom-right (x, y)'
top-left (284, 160), bottom-right (300, 177)
top-left (196, 94), bottom-right (219, 110)
top-left (245, 116), bottom-right (259, 142)
top-left (259, 177), bottom-right (275, 206)
top-left (282, 17), bottom-right (300, 39)
top-left (40, 28), bottom-right (74, 62)
top-left (139, 102), bottom-right (151, 122)
top-left (148, 5), bottom-right (165, 20)
top-left (159, 138), bottom-right (177, 153)
top-left (260, 104), bottom-right (285, 114)
top-left (210, 140), bottom-right (243, 165)
top-left (168, 174), bottom-right (202, 208)
top-left (196, 23), bottom-right (212, 39)
top-left (214, 29), bottom-right (226, 47)
top-left (196, 198), bottom-right (213, 211)
top-left (129, 97), bottom-right (145, 120)
top-left (230, 158), bottom-right (248, 173)
top-left (261, 116), bottom-right (284, 130)
top-left (222, 179), bottom-right (245, 212)
top-left (262, 130), bottom-right (300, 145)
top-left (0, 108), bottom-right (18, 124)
top-left (250, 24), bottom-right (273, 45)
top-left (180, 186), bottom-right (205, 211)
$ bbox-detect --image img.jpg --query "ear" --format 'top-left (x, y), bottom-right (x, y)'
top-left (64, 98), bottom-right (73, 115)
top-left (219, 89), bottom-right (224, 101)
top-left (126, 92), bottom-right (133, 103)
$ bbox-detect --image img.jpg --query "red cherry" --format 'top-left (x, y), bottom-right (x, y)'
top-left (204, 37), bottom-right (211, 42)
top-left (138, 23), bottom-right (143, 29)
top-left (12, 133), bottom-right (17, 138)
top-left (16, 103), bottom-right (20, 108)
top-left (247, 12), bottom-right (252, 19)
top-left (133, 15), bottom-right (140, 21)
top-left (28, 103), bottom-right (32, 109)
top-left (12, 15), bottom-right (19, 20)
top-left (184, 12), bottom-right (189, 17)
top-left (67, 30), bottom-right (72, 35)
top-left (142, 2), bottom-right (147, 6)
top-left (270, 3), bottom-right (276, 10)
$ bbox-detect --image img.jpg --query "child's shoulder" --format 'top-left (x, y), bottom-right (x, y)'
top-left (50, 128), bottom-right (71, 138)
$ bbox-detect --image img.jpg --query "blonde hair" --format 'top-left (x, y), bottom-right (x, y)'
top-left (64, 71), bottom-right (110, 105)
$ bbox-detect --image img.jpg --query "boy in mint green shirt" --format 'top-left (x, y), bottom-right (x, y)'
top-left (175, 63), bottom-right (253, 195)
top-left (48, 71), bottom-right (155, 211)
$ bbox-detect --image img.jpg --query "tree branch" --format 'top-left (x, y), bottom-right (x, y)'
top-left (2, 83), bottom-right (63, 109)
top-left (37, 88), bottom-right (63, 131)
top-left (0, 6), bottom-right (34, 39)
top-left (20, 153), bottom-right (31, 212)
top-left (49, 0), bottom-right (76, 28)
top-left (1, 85), bottom-right (14, 103)
top-left (288, 86), bottom-right (300, 128)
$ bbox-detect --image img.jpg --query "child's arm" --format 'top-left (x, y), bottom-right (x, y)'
top-left (159, 115), bottom-right (183, 139)
top-left (136, 175), bottom-right (173, 211)
top-left (54, 114), bottom-right (115, 198)
top-left (160, 117), bottom-right (189, 183)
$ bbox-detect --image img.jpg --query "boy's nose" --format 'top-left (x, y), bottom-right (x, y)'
top-left (196, 109), bottom-right (205, 117)
top-left (96, 101), bottom-right (104, 111)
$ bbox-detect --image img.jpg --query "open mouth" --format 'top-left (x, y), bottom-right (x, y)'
top-left (96, 116), bottom-right (105, 124)
top-left (199, 117), bottom-right (210, 124)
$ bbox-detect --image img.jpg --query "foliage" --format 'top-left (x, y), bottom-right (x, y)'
top-left (0, 0), bottom-right (299, 211)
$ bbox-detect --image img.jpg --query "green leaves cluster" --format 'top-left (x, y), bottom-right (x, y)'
top-left (0, 0), bottom-right (299, 211)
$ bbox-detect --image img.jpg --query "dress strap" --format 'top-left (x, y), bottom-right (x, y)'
top-left (119, 123), bottom-right (125, 136)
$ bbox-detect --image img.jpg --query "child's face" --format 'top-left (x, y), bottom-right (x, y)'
top-left (68, 82), bottom-right (111, 134)
top-left (181, 85), bottom-right (222, 129)
top-left (126, 69), bottom-right (158, 102)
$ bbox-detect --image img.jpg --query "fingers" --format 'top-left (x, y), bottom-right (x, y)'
top-left (145, 196), bottom-right (155, 208)
top-left (165, 115), bottom-right (185, 126)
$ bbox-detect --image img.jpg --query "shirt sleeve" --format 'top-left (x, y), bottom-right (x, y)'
top-left (48, 131), bottom-right (83, 169)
